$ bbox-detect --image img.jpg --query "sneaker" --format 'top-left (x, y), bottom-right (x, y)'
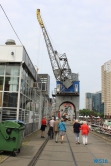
top-left (78, 142), bottom-right (80, 144)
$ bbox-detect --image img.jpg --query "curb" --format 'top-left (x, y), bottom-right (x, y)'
top-left (90, 130), bottom-right (111, 143)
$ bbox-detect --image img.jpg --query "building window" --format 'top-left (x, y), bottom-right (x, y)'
top-left (5, 64), bottom-right (20, 76)
top-left (3, 92), bottom-right (18, 107)
top-left (4, 77), bottom-right (19, 91)
top-left (0, 77), bottom-right (4, 91)
top-left (42, 83), bottom-right (46, 91)
top-left (0, 92), bottom-right (2, 107)
top-left (0, 64), bottom-right (5, 75)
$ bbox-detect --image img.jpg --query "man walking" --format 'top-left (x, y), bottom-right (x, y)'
top-left (53, 117), bottom-right (59, 143)
top-left (49, 117), bottom-right (55, 139)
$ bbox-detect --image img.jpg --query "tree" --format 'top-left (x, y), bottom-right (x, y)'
top-left (79, 109), bottom-right (104, 117)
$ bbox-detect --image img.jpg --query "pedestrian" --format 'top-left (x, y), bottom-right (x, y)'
top-left (40, 116), bottom-right (47, 138)
top-left (58, 118), bottom-right (66, 143)
top-left (49, 117), bottom-right (55, 139)
top-left (73, 119), bottom-right (81, 144)
top-left (53, 117), bottom-right (59, 143)
top-left (80, 121), bottom-right (90, 145)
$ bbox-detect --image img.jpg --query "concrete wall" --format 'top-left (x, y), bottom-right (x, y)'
top-left (55, 95), bottom-right (79, 119)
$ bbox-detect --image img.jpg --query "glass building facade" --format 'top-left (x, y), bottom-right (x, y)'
top-left (0, 62), bottom-right (43, 135)
top-left (92, 92), bottom-right (104, 114)
top-left (85, 91), bottom-right (104, 114)
top-left (0, 41), bottom-right (45, 136)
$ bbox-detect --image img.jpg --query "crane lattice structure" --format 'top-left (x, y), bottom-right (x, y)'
top-left (37, 9), bottom-right (72, 89)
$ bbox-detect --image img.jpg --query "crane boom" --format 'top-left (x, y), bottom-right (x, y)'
top-left (36, 9), bottom-right (73, 88)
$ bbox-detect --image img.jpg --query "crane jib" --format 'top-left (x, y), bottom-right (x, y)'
top-left (36, 9), bottom-right (73, 89)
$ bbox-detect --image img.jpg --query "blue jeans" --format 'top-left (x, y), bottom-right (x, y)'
top-left (74, 133), bottom-right (79, 142)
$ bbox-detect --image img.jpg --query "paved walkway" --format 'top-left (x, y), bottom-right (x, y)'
top-left (0, 122), bottom-right (111, 166)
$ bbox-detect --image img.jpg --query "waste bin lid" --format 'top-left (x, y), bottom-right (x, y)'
top-left (2, 121), bottom-right (21, 129)
top-left (6, 120), bottom-right (26, 126)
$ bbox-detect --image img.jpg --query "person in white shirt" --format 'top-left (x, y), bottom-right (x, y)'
top-left (49, 117), bottom-right (55, 139)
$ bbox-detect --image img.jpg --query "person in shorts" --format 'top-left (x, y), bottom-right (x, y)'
top-left (40, 116), bottom-right (47, 138)
top-left (58, 118), bottom-right (66, 143)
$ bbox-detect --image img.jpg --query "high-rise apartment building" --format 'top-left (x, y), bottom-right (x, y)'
top-left (85, 92), bottom-right (104, 114)
top-left (85, 93), bottom-right (93, 110)
top-left (92, 91), bottom-right (104, 114)
top-left (101, 60), bottom-right (111, 118)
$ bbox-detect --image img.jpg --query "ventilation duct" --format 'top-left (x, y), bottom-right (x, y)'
top-left (5, 39), bottom-right (16, 45)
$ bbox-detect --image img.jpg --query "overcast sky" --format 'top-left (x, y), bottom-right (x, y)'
top-left (0, 0), bottom-right (111, 109)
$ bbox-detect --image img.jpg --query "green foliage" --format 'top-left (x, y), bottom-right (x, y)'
top-left (79, 109), bottom-right (104, 117)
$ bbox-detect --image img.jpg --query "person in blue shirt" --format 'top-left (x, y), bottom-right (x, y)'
top-left (58, 118), bottom-right (66, 143)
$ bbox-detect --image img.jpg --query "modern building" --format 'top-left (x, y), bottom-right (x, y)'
top-left (101, 60), bottom-right (111, 118)
top-left (85, 92), bottom-right (104, 114)
top-left (0, 39), bottom-right (45, 136)
top-left (92, 91), bottom-right (104, 114)
top-left (85, 93), bottom-right (93, 111)
top-left (38, 74), bottom-right (50, 97)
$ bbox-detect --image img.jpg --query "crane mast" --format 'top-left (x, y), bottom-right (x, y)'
top-left (36, 9), bottom-right (73, 88)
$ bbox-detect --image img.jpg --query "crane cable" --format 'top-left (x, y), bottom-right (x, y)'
top-left (0, 4), bottom-right (23, 45)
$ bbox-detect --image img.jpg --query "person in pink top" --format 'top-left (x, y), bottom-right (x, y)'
top-left (80, 121), bottom-right (90, 145)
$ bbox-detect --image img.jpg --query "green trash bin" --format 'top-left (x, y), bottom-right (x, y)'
top-left (0, 120), bottom-right (25, 156)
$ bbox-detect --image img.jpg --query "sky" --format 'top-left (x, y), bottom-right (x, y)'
top-left (0, 0), bottom-right (111, 109)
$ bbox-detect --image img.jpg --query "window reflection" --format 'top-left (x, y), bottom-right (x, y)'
top-left (5, 77), bottom-right (19, 91)
top-left (0, 92), bottom-right (2, 107)
top-left (20, 94), bottom-right (23, 108)
top-left (0, 77), bottom-right (4, 91)
top-left (23, 95), bottom-right (26, 109)
top-left (0, 64), bottom-right (5, 75)
top-left (3, 92), bottom-right (18, 107)
top-left (6, 64), bottom-right (20, 76)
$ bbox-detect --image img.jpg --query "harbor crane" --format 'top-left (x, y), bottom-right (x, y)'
top-left (36, 9), bottom-right (73, 89)
top-left (36, 9), bottom-right (80, 119)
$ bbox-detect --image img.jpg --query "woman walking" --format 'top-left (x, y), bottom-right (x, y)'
top-left (80, 121), bottom-right (90, 145)
top-left (73, 119), bottom-right (81, 144)
top-left (53, 117), bottom-right (59, 143)
top-left (58, 118), bottom-right (66, 143)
